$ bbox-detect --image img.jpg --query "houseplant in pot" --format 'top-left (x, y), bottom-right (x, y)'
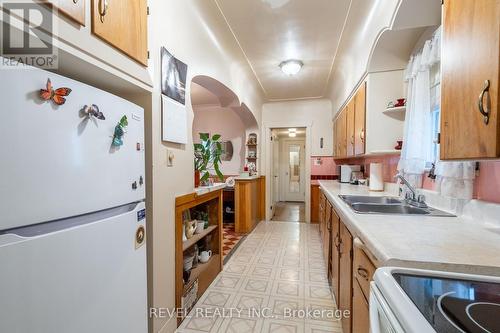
top-left (194, 133), bottom-right (224, 187)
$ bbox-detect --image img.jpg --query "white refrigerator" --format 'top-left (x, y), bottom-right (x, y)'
top-left (0, 63), bottom-right (148, 333)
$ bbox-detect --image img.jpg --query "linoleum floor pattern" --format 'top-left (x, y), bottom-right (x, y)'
top-left (177, 221), bottom-right (343, 333)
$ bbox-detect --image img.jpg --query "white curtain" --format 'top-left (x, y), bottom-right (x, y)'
top-left (435, 161), bottom-right (476, 200)
top-left (398, 27), bottom-right (476, 200)
top-left (397, 33), bottom-right (437, 187)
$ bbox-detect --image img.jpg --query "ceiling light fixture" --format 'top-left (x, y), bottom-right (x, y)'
top-left (288, 128), bottom-right (297, 137)
top-left (280, 60), bottom-right (303, 76)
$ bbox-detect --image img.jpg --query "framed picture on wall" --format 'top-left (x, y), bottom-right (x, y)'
top-left (160, 47), bottom-right (189, 144)
top-left (161, 47), bottom-right (188, 105)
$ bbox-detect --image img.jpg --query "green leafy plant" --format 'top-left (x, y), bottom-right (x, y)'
top-left (194, 133), bottom-right (224, 184)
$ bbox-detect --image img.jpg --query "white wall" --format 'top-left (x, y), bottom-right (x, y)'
top-left (146, 1), bottom-right (265, 332)
top-left (192, 106), bottom-right (246, 175)
top-left (262, 99), bottom-right (333, 159)
top-left (365, 70), bottom-right (406, 153)
top-left (326, 0), bottom-right (441, 117)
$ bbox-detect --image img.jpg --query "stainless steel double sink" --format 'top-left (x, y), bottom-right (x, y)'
top-left (339, 195), bottom-right (456, 217)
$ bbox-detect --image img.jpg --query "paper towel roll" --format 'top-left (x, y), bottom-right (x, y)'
top-left (369, 163), bottom-right (384, 192)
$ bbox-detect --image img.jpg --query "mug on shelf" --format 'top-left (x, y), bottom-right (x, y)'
top-left (195, 221), bottom-right (205, 234)
top-left (199, 250), bottom-right (212, 263)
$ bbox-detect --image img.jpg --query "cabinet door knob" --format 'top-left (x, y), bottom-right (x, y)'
top-left (357, 267), bottom-right (369, 280)
top-left (478, 79), bottom-right (490, 125)
top-left (360, 129), bottom-right (365, 142)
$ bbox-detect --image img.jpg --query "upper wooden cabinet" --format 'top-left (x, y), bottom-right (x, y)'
top-left (49, 0), bottom-right (85, 25)
top-left (346, 101), bottom-right (355, 157)
top-left (441, 0), bottom-right (500, 159)
top-left (338, 110), bottom-right (347, 158)
top-left (91, 0), bottom-right (148, 66)
top-left (333, 71), bottom-right (405, 159)
top-left (354, 82), bottom-right (366, 156)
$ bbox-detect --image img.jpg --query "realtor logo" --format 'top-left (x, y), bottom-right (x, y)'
top-left (1, 1), bottom-right (58, 69)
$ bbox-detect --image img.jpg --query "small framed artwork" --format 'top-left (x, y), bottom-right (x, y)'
top-left (161, 47), bottom-right (188, 105)
top-left (160, 47), bottom-right (189, 143)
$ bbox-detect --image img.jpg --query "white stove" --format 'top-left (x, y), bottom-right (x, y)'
top-left (370, 267), bottom-right (500, 333)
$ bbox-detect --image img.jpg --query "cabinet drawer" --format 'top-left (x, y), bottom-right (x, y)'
top-left (353, 243), bottom-right (376, 299)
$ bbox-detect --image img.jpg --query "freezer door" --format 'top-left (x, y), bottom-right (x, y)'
top-left (0, 64), bottom-right (145, 230)
top-left (0, 202), bottom-right (148, 333)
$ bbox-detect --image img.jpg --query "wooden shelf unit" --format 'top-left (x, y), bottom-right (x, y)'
top-left (183, 225), bottom-right (218, 251)
top-left (175, 189), bottom-right (223, 325)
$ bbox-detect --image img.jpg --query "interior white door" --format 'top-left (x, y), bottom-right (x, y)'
top-left (271, 137), bottom-right (280, 207)
top-left (283, 140), bottom-right (305, 202)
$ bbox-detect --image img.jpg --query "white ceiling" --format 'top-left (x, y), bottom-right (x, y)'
top-left (215, 0), bottom-right (351, 101)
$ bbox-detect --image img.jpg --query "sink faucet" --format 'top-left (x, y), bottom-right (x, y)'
top-left (395, 173), bottom-right (428, 208)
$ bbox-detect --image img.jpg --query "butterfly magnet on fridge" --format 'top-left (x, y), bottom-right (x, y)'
top-left (39, 79), bottom-right (72, 105)
top-left (112, 115), bottom-right (128, 147)
top-left (81, 104), bottom-right (105, 120)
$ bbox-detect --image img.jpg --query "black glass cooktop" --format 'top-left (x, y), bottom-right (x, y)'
top-left (393, 273), bottom-right (500, 333)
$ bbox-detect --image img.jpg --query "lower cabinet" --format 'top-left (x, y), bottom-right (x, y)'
top-left (352, 279), bottom-right (370, 333)
top-left (311, 184), bottom-right (320, 223)
top-left (318, 191), bottom-right (377, 333)
top-left (339, 222), bottom-right (353, 333)
top-left (330, 208), bottom-right (341, 304)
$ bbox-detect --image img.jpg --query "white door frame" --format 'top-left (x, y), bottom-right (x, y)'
top-left (263, 121), bottom-right (312, 223)
top-left (280, 138), bottom-right (306, 202)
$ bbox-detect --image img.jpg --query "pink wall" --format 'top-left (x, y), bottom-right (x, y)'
top-left (318, 155), bottom-right (500, 204)
top-left (475, 161), bottom-right (500, 203)
top-left (311, 156), bottom-right (337, 175)
top-left (193, 106), bottom-right (246, 175)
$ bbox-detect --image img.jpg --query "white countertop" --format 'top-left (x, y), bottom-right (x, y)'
top-left (318, 180), bottom-right (500, 276)
top-left (234, 175), bottom-right (260, 180)
top-left (194, 182), bottom-right (226, 196)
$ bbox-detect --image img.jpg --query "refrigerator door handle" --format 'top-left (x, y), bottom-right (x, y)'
top-left (0, 202), bottom-right (143, 244)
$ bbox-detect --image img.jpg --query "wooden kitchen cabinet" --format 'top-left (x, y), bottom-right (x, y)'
top-left (441, 0), bottom-right (500, 159)
top-left (91, 0), bottom-right (148, 66)
top-left (323, 200), bottom-right (332, 268)
top-left (49, 0), bottom-right (85, 25)
top-left (334, 83), bottom-right (367, 159)
top-left (338, 110), bottom-right (347, 158)
top-left (330, 207), bottom-right (341, 305)
top-left (352, 279), bottom-right (370, 333)
top-left (354, 82), bottom-right (366, 156)
top-left (339, 222), bottom-right (353, 333)
top-left (346, 101), bottom-right (355, 157)
top-left (311, 184), bottom-right (320, 223)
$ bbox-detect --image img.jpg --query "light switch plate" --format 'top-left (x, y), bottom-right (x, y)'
top-left (167, 149), bottom-right (174, 167)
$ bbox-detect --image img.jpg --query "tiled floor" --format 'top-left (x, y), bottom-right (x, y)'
top-left (222, 223), bottom-right (244, 261)
top-left (272, 202), bottom-right (306, 223)
top-left (177, 222), bottom-right (343, 333)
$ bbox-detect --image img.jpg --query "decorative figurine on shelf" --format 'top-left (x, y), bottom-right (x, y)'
top-left (184, 220), bottom-right (196, 239)
top-left (81, 104), bottom-right (105, 120)
top-left (112, 115), bottom-right (128, 147)
top-left (394, 98), bottom-right (406, 107)
top-left (39, 78), bottom-right (72, 106)
top-left (395, 140), bottom-right (403, 150)
top-left (247, 133), bottom-right (257, 145)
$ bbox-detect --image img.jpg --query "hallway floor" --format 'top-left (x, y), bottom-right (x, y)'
top-left (271, 202), bottom-right (306, 223)
top-left (177, 222), bottom-right (342, 333)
